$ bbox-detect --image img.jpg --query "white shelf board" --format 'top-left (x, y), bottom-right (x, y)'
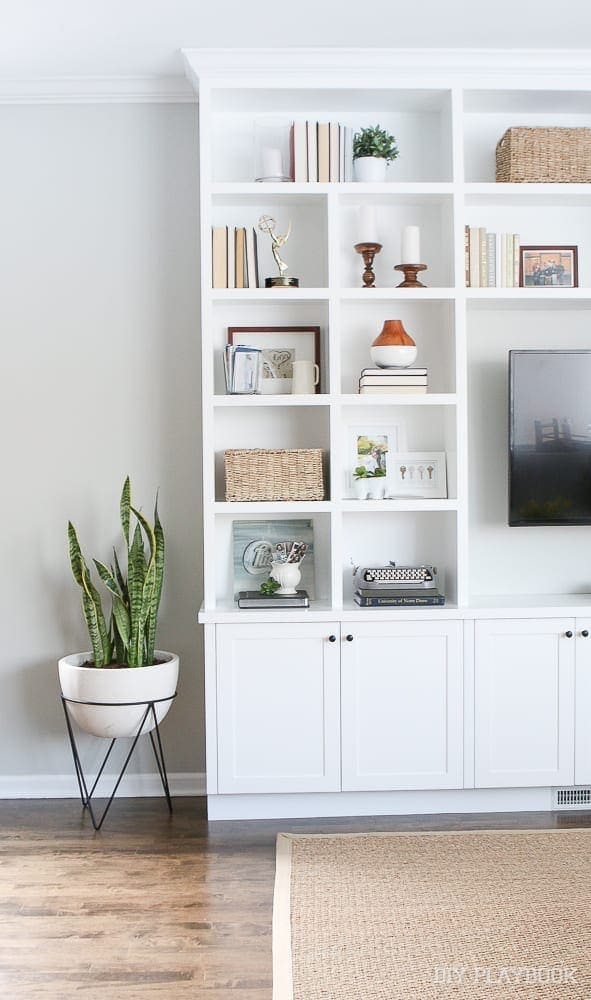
top-left (465, 594), bottom-right (591, 617)
top-left (198, 600), bottom-right (337, 624)
top-left (339, 287), bottom-right (456, 301)
top-left (340, 499), bottom-right (458, 512)
top-left (465, 183), bottom-right (591, 205)
top-left (341, 392), bottom-right (457, 406)
top-left (211, 182), bottom-right (455, 197)
top-left (210, 288), bottom-right (330, 301)
top-left (466, 288), bottom-right (591, 310)
top-left (213, 394), bottom-right (330, 406)
top-left (213, 501), bottom-right (333, 514)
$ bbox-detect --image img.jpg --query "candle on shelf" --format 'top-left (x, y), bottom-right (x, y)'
top-left (358, 205), bottom-right (379, 244)
top-left (261, 146), bottom-right (284, 179)
top-left (401, 225), bottom-right (421, 264)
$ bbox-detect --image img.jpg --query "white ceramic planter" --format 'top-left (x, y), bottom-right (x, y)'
top-left (58, 651), bottom-right (179, 739)
top-left (354, 156), bottom-right (387, 182)
top-left (354, 478), bottom-right (385, 500)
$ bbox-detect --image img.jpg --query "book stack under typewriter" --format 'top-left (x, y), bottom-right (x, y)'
top-left (354, 564), bottom-right (445, 607)
top-left (358, 367), bottom-right (428, 395)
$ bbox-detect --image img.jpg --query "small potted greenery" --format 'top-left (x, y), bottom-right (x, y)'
top-left (59, 478), bottom-right (178, 739)
top-left (353, 125), bottom-right (399, 182)
top-left (353, 466), bottom-right (387, 500)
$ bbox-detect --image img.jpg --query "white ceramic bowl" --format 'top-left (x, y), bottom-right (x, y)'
top-left (370, 344), bottom-right (418, 368)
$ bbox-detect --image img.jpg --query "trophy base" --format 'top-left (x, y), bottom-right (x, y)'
top-left (265, 276), bottom-right (300, 288)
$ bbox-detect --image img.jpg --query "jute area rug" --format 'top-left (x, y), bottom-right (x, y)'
top-left (273, 829), bottom-right (591, 999)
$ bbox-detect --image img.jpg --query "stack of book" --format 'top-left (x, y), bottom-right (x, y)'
top-left (237, 590), bottom-right (310, 609)
top-left (358, 367), bottom-right (428, 395)
top-left (465, 226), bottom-right (520, 287)
top-left (291, 121), bottom-right (353, 182)
top-left (354, 587), bottom-right (445, 608)
top-left (212, 226), bottom-right (260, 289)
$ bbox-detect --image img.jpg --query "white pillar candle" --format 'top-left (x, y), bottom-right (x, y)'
top-left (401, 225), bottom-right (421, 264)
top-left (261, 146), bottom-right (284, 178)
top-left (358, 205), bottom-right (379, 244)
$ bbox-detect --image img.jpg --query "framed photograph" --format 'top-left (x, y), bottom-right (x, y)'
top-left (347, 424), bottom-right (406, 494)
top-left (519, 246), bottom-right (578, 288)
top-left (228, 326), bottom-right (321, 394)
top-left (232, 519), bottom-right (316, 597)
top-left (386, 452), bottom-right (447, 499)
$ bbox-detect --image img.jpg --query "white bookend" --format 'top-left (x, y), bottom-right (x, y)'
top-left (306, 121), bottom-right (318, 183)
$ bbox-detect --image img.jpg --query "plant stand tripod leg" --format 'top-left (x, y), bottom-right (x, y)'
top-left (148, 704), bottom-right (173, 813)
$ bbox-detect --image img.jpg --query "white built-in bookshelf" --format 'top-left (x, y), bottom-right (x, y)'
top-left (183, 50), bottom-right (591, 819)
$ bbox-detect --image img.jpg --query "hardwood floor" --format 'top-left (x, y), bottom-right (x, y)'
top-left (0, 798), bottom-right (589, 998)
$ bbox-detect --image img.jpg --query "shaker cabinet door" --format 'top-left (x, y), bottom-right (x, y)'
top-left (475, 618), bottom-right (575, 788)
top-left (216, 622), bottom-right (341, 794)
top-left (341, 620), bottom-right (463, 791)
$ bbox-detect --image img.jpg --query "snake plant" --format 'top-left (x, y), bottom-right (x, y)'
top-left (68, 478), bottom-right (164, 668)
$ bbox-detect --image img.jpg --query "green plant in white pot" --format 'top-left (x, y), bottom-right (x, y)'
top-left (353, 125), bottom-right (398, 182)
top-left (353, 465), bottom-right (387, 500)
top-left (59, 478), bottom-right (178, 739)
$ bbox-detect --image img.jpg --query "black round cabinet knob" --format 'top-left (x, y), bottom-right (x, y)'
top-left (582, 630), bottom-right (589, 638)
top-left (346, 634), bottom-right (354, 642)
top-left (565, 630), bottom-right (574, 638)
top-left (328, 634), bottom-right (337, 642)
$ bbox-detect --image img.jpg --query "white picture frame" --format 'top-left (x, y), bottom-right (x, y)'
top-left (346, 424), bottom-right (406, 496)
top-left (385, 452), bottom-right (447, 499)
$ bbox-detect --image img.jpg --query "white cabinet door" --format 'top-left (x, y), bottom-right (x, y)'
top-left (216, 622), bottom-right (340, 794)
top-left (341, 620), bottom-right (463, 791)
top-left (475, 619), bottom-right (575, 788)
top-left (575, 618), bottom-right (591, 784)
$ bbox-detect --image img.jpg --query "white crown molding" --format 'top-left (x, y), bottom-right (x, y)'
top-left (182, 46), bottom-right (591, 90)
top-left (0, 75), bottom-right (195, 105)
top-left (0, 771), bottom-right (205, 798)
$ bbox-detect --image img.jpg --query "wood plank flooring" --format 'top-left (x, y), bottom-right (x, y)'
top-left (0, 798), bottom-right (589, 998)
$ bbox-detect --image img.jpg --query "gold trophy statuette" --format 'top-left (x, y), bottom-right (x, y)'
top-left (258, 215), bottom-right (300, 288)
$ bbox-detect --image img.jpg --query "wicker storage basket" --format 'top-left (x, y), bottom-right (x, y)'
top-left (496, 127), bottom-right (591, 183)
top-left (224, 448), bottom-right (325, 502)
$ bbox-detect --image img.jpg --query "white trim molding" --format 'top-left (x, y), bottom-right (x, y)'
top-left (0, 75), bottom-right (195, 105)
top-left (0, 772), bottom-right (205, 799)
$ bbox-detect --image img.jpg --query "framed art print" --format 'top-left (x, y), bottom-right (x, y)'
top-left (228, 326), bottom-right (321, 394)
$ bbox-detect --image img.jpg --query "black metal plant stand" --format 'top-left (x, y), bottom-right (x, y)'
top-left (61, 693), bottom-right (177, 831)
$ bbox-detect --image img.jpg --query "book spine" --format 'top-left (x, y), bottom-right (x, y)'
top-left (354, 595), bottom-right (446, 607)
top-left (307, 121), bottom-right (318, 183)
top-left (293, 121), bottom-right (308, 182)
top-left (464, 225), bottom-right (470, 287)
top-left (513, 234), bottom-right (520, 287)
top-left (469, 227), bottom-right (480, 288)
top-left (479, 227), bottom-right (487, 287)
top-left (253, 228), bottom-right (260, 288)
top-left (235, 227), bottom-right (246, 289)
top-left (227, 226), bottom-right (235, 289)
top-left (317, 123), bottom-right (330, 183)
top-left (329, 122), bottom-right (340, 183)
top-left (344, 127), bottom-right (353, 182)
top-left (486, 232), bottom-right (496, 288)
top-left (211, 226), bottom-right (228, 289)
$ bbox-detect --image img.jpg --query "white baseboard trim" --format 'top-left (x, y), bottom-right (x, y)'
top-left (207, 786), bottom-right (555, 821)
top-left (0, 772), bottom-right (206, 799)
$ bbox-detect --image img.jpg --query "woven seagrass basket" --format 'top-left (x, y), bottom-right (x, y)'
top-left (224, 448), bottom-right (325, 502)
top-left (496, 127), bottom-right (591, 183)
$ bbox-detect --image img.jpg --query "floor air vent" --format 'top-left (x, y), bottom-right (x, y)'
top-left (554, 787), bottom-right (591, 809)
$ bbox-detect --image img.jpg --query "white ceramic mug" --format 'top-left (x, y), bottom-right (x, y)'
top-left (292, 360), bottom-right (320, 394)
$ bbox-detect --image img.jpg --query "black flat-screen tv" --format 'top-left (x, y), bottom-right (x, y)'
top-left (509, 350), bottom-right (591, 526)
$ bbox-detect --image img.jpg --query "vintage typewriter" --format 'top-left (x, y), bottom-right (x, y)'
top-left (353, 562), bottom-right (438, 591)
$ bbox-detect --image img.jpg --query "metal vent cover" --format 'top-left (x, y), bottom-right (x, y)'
top-left (554, 787), bottom-right (591, 809)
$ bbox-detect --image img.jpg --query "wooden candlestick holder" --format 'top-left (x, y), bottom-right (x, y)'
top-left (354, 242), bottom-right (383, 288)
top-left (394, 263), bottom-right (427, 288)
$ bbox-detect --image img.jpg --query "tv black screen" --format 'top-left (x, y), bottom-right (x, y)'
top-left (509, 350), bottom-right (591, 526)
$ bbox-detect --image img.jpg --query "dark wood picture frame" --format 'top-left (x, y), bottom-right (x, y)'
top-left (519, 245), bottom-right (579, 288)
top-left (227, 326), bottom-right (321, 394)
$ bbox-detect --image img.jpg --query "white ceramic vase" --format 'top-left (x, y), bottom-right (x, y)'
top-left (270, 560), bottom-right (301, 595)
top-left (354, 477), bottom-right (385, 500)
top-left (354, 156), bottom-right (387, 182)
top-left (58, 651), bottom-right (179, 739)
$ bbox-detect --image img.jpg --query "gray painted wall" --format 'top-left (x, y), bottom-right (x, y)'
top-left (0, 103), bottom-right (203, 784)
